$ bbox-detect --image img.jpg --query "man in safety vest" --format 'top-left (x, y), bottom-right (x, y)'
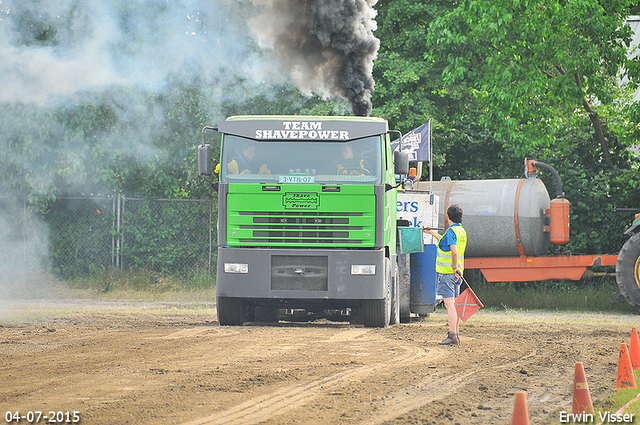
top-left (225, 142), bottom-right (271, 175)
top-left (336, 144), bottom-right (369, 176)
top-left (423, 204), bottom-right (467, 346)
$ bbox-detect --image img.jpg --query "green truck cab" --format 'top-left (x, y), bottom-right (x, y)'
top-left (199, 116), bottom-right (409, 327)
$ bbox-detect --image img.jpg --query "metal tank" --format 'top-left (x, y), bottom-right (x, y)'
top-left (415, 178), bottom-right (551, 257)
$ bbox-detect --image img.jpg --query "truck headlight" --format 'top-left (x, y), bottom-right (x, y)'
top-left (351, 265), bottom-right (376, 275)
top-left (224, 263), bottom-right (248, 274)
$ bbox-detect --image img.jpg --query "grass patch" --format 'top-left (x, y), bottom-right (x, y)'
top-left (594, 371), bottom-right (640, 423)
top-left (0, 299), bottom-right (217, 324)
top-left (0, 269), bottom-right (216, 302)
top-left (543, 370), bottom-right (640, 424)
top-left (63, 267), bottom-right (216, 301)
top-left (470, 275), bottom-right (637, 314)
top-left (0, 269), bottom-right (217, 323)
top-left (7, 269), bottom-right (637, 313)
top-left (425, 307), bottom-right (640, 328)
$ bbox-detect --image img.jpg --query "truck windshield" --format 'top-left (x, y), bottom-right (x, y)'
top-left (220, 135), bottom-right (383, 184)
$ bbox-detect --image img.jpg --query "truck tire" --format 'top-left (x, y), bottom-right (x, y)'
top-left (254, 305), bottom-right (280, 323)
top-left (217, 297), bottom-right (247, 326)
top-left (363, 258), bottom-right (391, 328)
top-left (390, 260), bottom-right (400, 325)
top-left (349, 308), bottom-right (364, 325)
top-left (616, 232), bottom-right (640, 310)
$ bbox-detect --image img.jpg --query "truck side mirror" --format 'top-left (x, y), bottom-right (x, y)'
top-left (198, 144), bottom-right (212, 176)
top-left (394, 150), bottom-right (410, 175)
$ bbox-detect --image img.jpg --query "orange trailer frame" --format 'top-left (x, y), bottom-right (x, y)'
top-left (465, 254), bottom-right (619, 282)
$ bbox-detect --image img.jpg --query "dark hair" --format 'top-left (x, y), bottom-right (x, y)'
top-left (447, 204), bottom-right (463, 224)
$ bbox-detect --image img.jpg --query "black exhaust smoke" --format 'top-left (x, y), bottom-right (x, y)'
top-left (249, 0), bottom-right (379, 116)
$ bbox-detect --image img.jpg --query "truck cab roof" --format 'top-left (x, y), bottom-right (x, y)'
top-left (219, 115), bottom-right (388, 141)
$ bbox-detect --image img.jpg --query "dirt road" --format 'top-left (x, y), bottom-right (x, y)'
top-left (0, 300), bottom-right (637, 424)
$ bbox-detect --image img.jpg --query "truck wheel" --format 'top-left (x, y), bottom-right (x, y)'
top-left (349, 307), bottom-right (364, 325)
top-left (390, 260), bottom-right (400, 325)
top-left (217, 297), bottom-right (247, 326)
top-left (616, 232), bottom-right (640, 310)
top-left (363, 258), bottom-right (391, 328)
top-left (254, 305), bottom-right (280, 323)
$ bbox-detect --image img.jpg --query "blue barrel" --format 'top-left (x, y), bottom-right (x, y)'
top-left (410, 244), bottom-right (437, 314)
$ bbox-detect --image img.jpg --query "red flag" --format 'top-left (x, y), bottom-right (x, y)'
top-left (455, 287), bottom-right (484, 322)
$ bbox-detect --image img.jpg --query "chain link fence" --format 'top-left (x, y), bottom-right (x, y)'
top-left (1, 193), bottom-right (635, 282)
top-left (0, 195), bottom-right (216, 281)
top-left (0, 196), bottom-right (50, 283)
top-left (46, 196), bottom-right (119, 278)
top-left (119, 197), bottom-right (214, 274)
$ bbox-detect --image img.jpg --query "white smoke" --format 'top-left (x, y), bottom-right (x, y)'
top-left (0, 0), bottom-right (260, 105)
top-left (0, 196), bottom-right (50, 296)
top-left (0, 0), bottom-right (272, 197)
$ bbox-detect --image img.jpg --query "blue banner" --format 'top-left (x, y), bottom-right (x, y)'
top-left (391, 121), bottom-right (430, 162)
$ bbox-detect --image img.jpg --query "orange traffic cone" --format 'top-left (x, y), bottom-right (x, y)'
top-left (617, 343), bottom-right (637, 390)
top-left (572, 362), bottom-right (594, 414)
top-left (629, 328), bottom-right (640, 370)
top-left (510, 391), bottom-right (530, 425)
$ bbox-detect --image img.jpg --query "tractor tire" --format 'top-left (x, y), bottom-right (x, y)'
top-left (217, 297), bottom-right (248, 326)
top-left (616, 232), bottom-right (640, 310)
top-left (363, 257), bottom-right (391, 328)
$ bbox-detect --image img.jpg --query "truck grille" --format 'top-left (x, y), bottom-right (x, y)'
top-left (271, 255), bottom-right (328, 291)
top-left (237, 211), bottom-right (364, 245)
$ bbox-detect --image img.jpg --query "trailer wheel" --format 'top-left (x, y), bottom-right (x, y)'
top-left (363, 258), bottom-right (391, 328)
top-left (616, 232), bottom-right (640, 310)
top-left (217, 297), bottom-right (247, 326)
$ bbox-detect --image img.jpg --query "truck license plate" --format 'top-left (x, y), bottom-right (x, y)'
top-left (279, 175), bottom-right (315, 183)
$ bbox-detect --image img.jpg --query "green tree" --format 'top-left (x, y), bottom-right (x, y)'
top-left (426, 0), bottom-right (640, 163)
top-left (372, 0), bottom-right (526, 178)
top-left (372, 0), bottom-right (639, 256)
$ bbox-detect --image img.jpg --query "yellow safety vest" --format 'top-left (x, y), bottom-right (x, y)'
top-left (435, 224), bottom-right (467, 274)
top-left (228, 159), bottom-right (271, 175)
top-left (337, 159), bottom-right (366, 176)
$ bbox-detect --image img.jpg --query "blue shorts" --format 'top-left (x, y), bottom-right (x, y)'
top-left (437, 273), bottom-right (462, 299)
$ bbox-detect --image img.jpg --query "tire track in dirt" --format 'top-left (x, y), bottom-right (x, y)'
top-left (363, 369), bottom-right (478, 424)
top-left (155, 327), bottom-right (240, 339)
top-left (360, 349), bottom-right (540, 424)
top-left (181, 328), bottom-right (438, 425)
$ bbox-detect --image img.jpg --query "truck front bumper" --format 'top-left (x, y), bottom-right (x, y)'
top-left (217, 247), bottom-right (386, 300)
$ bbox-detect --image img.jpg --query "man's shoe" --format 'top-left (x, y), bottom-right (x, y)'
top-left (438, 331), bottom-right (461, 346)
